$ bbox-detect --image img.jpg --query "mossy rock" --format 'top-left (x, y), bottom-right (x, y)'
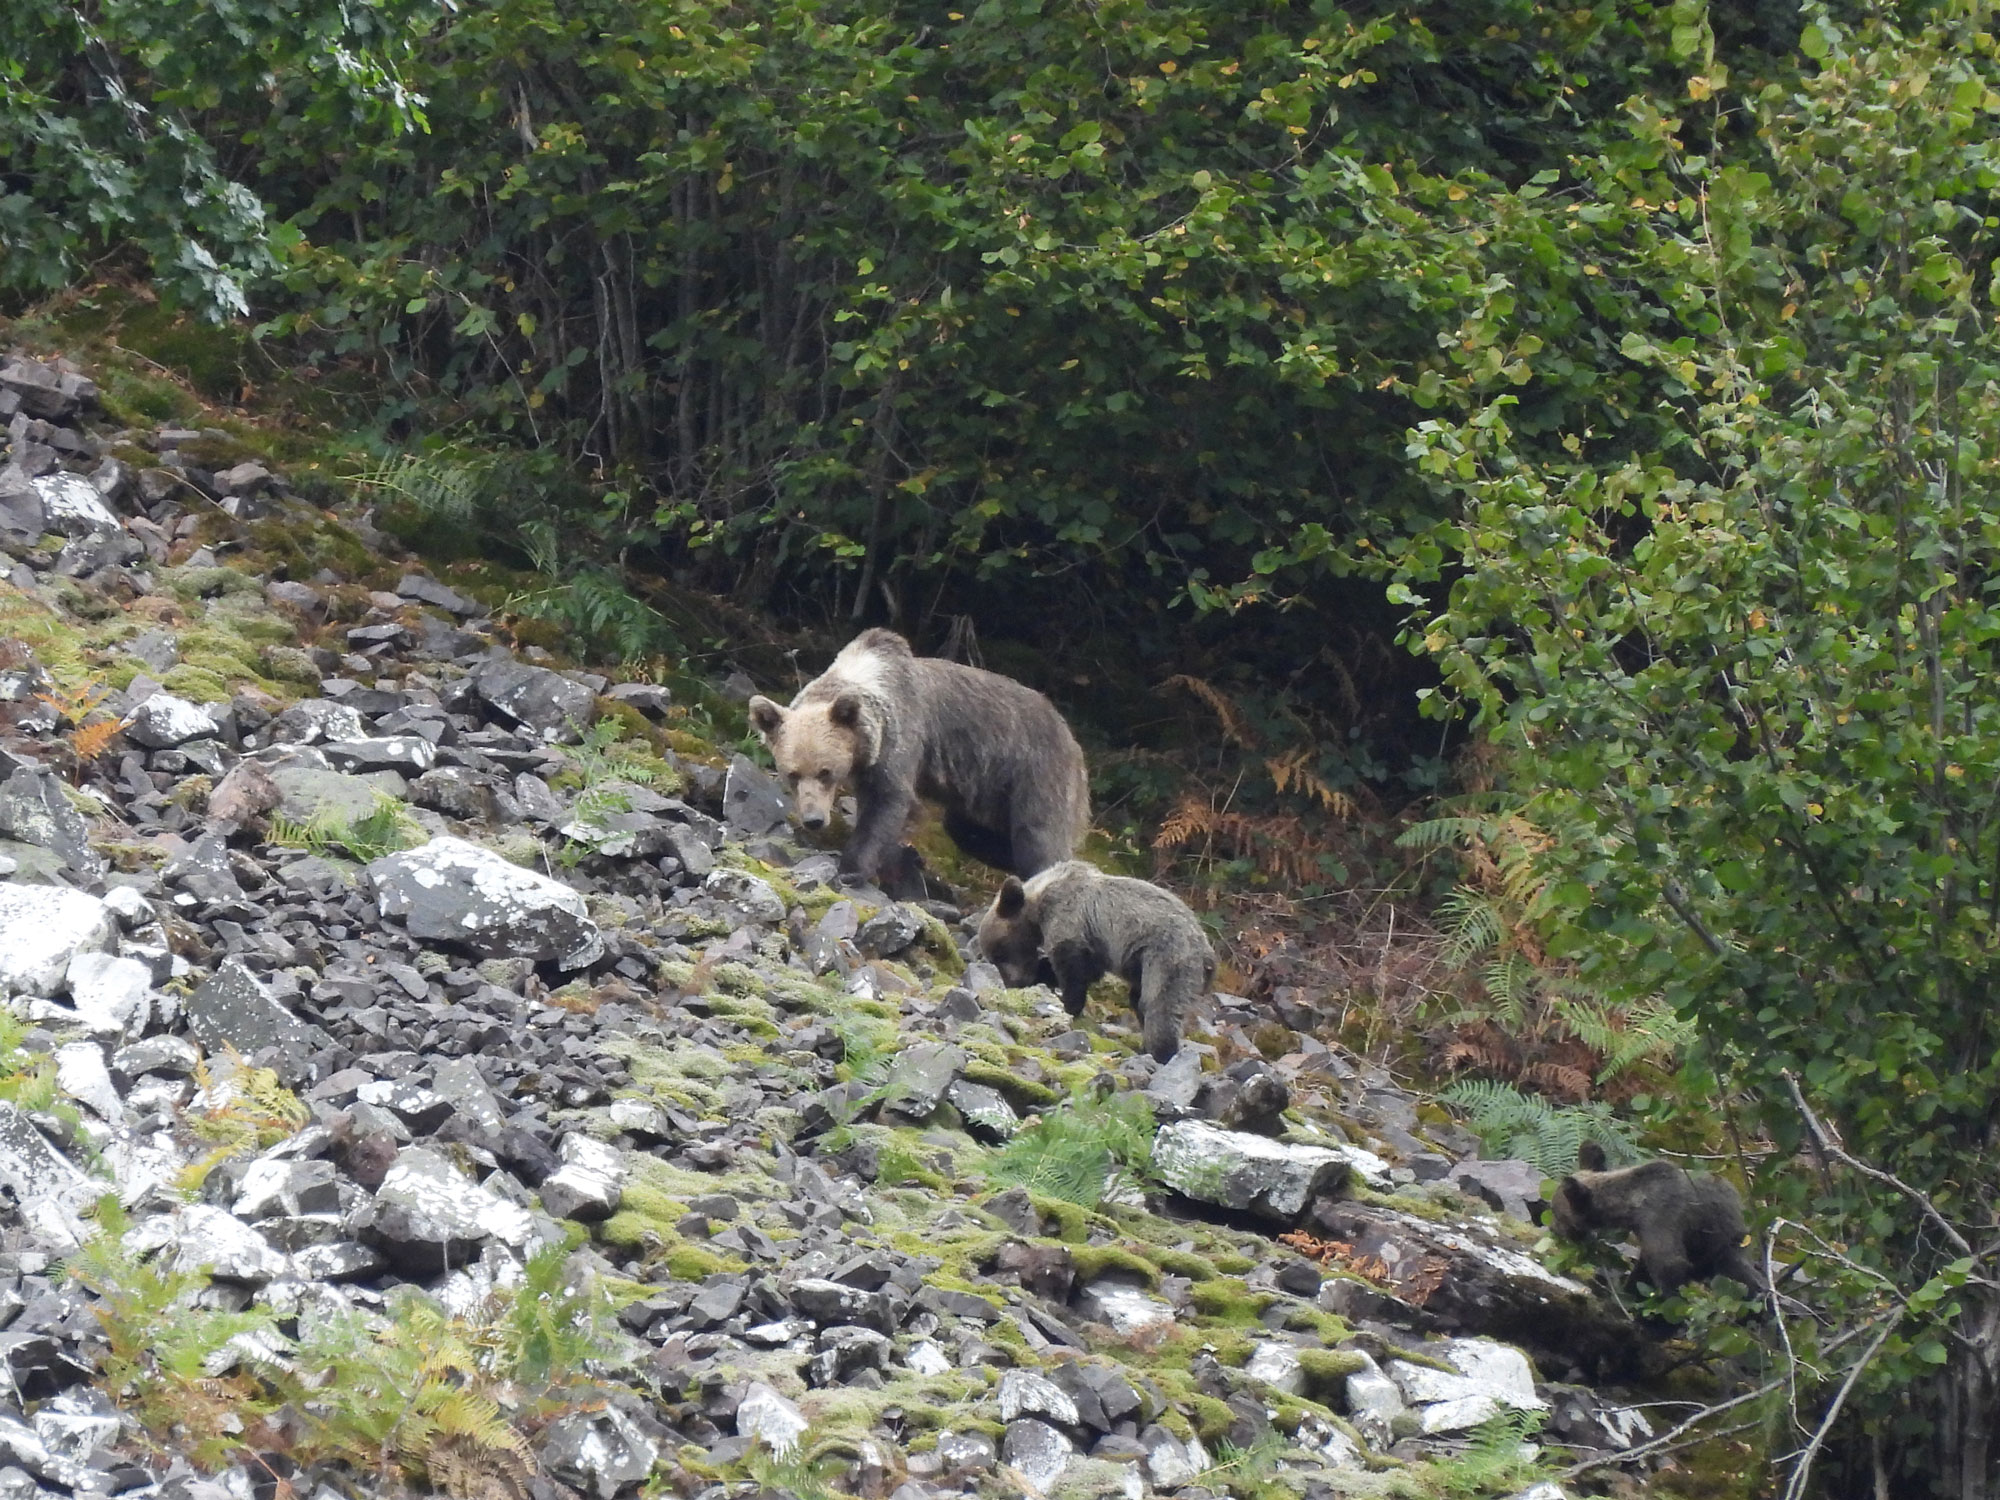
top-left (1187, 1277), bottom-right (1277, 1326)
top-left (959, 1061), bottom-right (1058, 1109)
top-left (247, 511), bottom-right (379, 583)
top-left (160, 665), bottom-right (232, 702)
top-left (1069, 1243), bottom-right (1162, 1287)
top-left (1297, 1348), bottom-right (1368, 1401)
top-left (166, 566), bottom-right (262, 603)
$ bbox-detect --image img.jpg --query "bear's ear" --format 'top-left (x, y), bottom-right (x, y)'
top-left (829, 692), bottom-right (864, 730)
top-left (995, 877), bottom-right (1027, 919)
top-left (1576, 1141), bottom-right (1609, 1173)
top-left (747, 696), bottom-right (786, 742)
top-left (1558, 1176), bottom-right (1591, 1212)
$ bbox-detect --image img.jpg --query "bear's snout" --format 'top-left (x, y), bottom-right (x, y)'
top-left (800, 811), bottom-right (828, 830)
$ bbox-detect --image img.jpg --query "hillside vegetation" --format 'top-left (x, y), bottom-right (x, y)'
top-left (11, 0), bottom-right (2000, 1493)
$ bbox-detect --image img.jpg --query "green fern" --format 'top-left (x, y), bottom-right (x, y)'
top-left (269, 791), bottom-right (423, 863)
top-left (986, 1087), bottom-right (1156, 1208)
top-left (1439, 1078), bottom-right (1641, 1176)
top-left (1428, 1408), bottom-right (1554, 1498)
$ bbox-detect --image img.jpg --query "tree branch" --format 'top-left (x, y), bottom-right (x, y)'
top-left (1781, 1070), bottom-right (1972, 1258)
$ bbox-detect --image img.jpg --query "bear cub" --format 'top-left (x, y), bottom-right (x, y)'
top-left (1550, 1142), bottom-right (1764, 1296)
top-left (977, 861), bottom-right (1214, 1062)
top-left (749, 629), bottom-right (1089, 899)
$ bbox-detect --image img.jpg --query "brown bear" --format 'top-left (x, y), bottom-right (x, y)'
top-left (1549, 1142), bottom-right (1765, 1295)
top-left (976, 860), bottom-right (1214, 1062)
top-left (747, 629), bottom-right (1089, 897)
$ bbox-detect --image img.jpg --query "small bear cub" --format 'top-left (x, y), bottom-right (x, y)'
top-left (977, 861), bottom-right (1214, 1063)
top-left (1550, 1142), bottom-right (1765, 1295)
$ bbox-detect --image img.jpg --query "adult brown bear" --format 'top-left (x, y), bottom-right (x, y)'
top-left (747, 629), bottom-right (1089, 898)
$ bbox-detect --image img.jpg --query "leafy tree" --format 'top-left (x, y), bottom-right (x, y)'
top-left (1401, 5), bottom-right (2000, 1492)
top-left (0, 0), bottom-right (428, 317)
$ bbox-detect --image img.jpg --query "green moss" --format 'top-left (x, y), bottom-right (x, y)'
top-left (658, 1243), bottom-right (746, 1281)
top-left (1297, 1348), bottom-right (1367, 1399)
top-left (1069, 1244), bottom-right (1162, 1287)
top-left (1213, 1252), bottom-right (1257, 1275)
top-left (960, 1062), bottom-right (1058, 1109)
top-left (1152, 1248), bottom-right (1221, 1282)
top-left (247, 512), bottom-right (379, 583)
top-left (1027, 1193), bottom-right (1093, 1243)
top-left (165, 566), bottom-right (262, 603)
top-left (1188, 1278), bottom-right (1277, 1326)
top-left (160, 665), bottom-right (231, 702)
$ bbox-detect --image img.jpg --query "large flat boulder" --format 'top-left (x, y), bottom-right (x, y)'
top-left (368, 835), bottom-right (602, 968)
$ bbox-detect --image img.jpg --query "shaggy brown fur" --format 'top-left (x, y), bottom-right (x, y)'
top-left (749, 629), bottom-right (1089, 897)
top-left (978, 860), bottom-right (1214, 1062)
top-left (1550, 1143), bottom-right (1764, 1295)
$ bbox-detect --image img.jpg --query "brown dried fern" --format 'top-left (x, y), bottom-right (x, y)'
top-left (1159, 674), bottom-right (1259, 749)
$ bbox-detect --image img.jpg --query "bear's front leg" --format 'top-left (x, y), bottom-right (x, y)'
top-left (843, 774), bottom-right (917, 889)
top-left (1047, 942), bottom-right (1098, 1017)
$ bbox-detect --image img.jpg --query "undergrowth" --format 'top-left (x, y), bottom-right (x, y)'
top-left (268, 793), bottom-right (424, 864)
top-left (1438, 1079), bottom-right (1640, 1178)
top-left (68, 1204), bottom-right (629, 1492)
top-left (985, 1086), bottom-right (1156, 1209)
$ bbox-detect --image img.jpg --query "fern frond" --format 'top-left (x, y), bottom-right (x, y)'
top-left (1159, 674), bottom-right (1259, 748)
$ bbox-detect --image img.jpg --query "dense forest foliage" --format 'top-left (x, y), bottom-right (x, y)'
top-left (14, 0), bottom-right (2000, 1493)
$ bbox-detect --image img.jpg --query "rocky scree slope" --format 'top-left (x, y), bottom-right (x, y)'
top-left (0, 346), bottom-right (1670, 1500)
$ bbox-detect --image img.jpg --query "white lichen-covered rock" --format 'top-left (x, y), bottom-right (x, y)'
top-left (1152, 1120), bottom-right (1357, 1221)
top-left (1000, 1419), bottom-right (1073, 1493)
top-left (33, 472), bottom-right (121, 536)
top-left (0, 886), bottom-right (117, 997)
top-left (369, 835), bottom-right (603, 967)
top-left (998, 1369), bottom-right (1080, 1426)
top-left (1077, 1281), bottom-right (1177, 1336)
top-left (64, 951), bottom-right (152, 1038)
top-left (54, 1042), bottom-right (122, 1126)
top-left (360, 1145), bottom-right (536, 1270)
top-left (128, 1204), bottom-right (291, 1284)
top-left (737, 1381), bottom-right (810, 1455)
top-left (1390, 1337), bottom-right (1548, 1434)
top-left (1246, 1341), bottom-right (1306, 1395)
top-left (0, 1101), bottom-right (96, 1252)
top-left (1344, 1351), bottom-right (1407, 1447)
top-left (538, 1405), bottom-right (659, 1499)
top-left (123, 693), bottom-right (218, 749)
top-left (539, 1134), bottom-right (626, 1222)
top-left (702, 867), bottom-right (787, 925)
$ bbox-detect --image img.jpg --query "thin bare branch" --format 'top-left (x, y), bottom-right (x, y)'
top-left (1780, 1071), bottom-right (1973, 1258)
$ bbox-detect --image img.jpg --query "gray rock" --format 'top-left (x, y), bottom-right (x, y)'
top-left (1000, 1419), bottom-right (1073, 1493)
top-left (53, 1042), bottom-right (122, 1124)
top-left (0, 1101), bottom-right (94, 1250)
top-left (879, 1042), bottom-right (967, 1123)
top-left (123, 693), bottom-right (218, 749)
top-left (1245, 1341), bottom-right (1305, 1395)
top-left (162, 830), bottom-right (243, 903)
top-left (0, 886), bottom-right (117, 997)
top-left (0, 765), bottom-right (103, 882)
top-left (473, 658), bottom-right (596, 739)
top-left (112, 1035), bottom-right (200, 1078)
top-left (604, 682), bottom-right (670, 715)
top-left (702, 867), bottom-right (786, 925)
top-left (322, 736), bottom-right (437, 775)
top-left (398, 574), bottom-right (479, 615)
top-left (944, 1078), bottom-right (1018, 1141)
top-left (216, 461), bottom-right (271, 497)
top-left (736, 1381), bottom-right (810, 1456)
top-left (539, 1406), bottom-right (659, 1499)
top-left (359, 1145), bottom-right (535, 1269)
top-left (369, 835), bottom-right (603, 968)
top-left (32, 473), bottom-right (120, 536)
top-left (1389, 1337), bottom-right (1547, 1434)
top-left (187, 959), bottom-right (320, 1057)
top-left (432, 1056), bottom-right (508, 1134)
top-left (233, 1158), bottom-right (342, 1219)
top-left (1139, 1425), bottom-right (1209, 1491)
top-left (270, 766), bottom-right (392, 826)
top-left (663, 823), bottom-right (715, 877)
top-left (722, 754), bottom-right (788, 836)
top-left (1450, 1158), bottom-right (1548, 1222)
top-left (1344, 1352), bottom-right (1406, 1448)
top-left (271, 699), bottom-right (367, 745)
top-left (788, 1277), bottom-right (895, 1331)
top-left (1076, 1282), bottom-right (1176, 1336)
top-left (121, 629), bottom-right (180, 675)
top-left (207, 760), bottom-right (282, 825)
top-left (132, 1204), bottom-right (290, 1283)
top-left (998, 1369), bottom-right (1080, 1427)
top-left (540, 1135), bottom-right (626, 1222)
top-left (856, 903), bottom-right (925, 958)
top-left (411, 767), bottom-right (497, 821)
top-left (1152, 1120), bottom-right (1361, 1223)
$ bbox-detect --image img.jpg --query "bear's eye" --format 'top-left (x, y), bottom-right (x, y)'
top-left (818, 770), bottom-right (834, 786)
top-left (785, 772), bottom-right (800, 787)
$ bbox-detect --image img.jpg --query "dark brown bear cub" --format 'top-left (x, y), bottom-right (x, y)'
top-left (977, 861), bottom-right (1214, 1063)
top-left (748, 629), bottom-right (1089, 899)
top-left (1550, 1142), bottom-right (1765, 1295)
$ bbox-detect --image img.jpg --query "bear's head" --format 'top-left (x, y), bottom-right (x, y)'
top-left (747, 692), bottom-right (874, 831)
top-left (976, 876), bottom-right (1045, 987)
